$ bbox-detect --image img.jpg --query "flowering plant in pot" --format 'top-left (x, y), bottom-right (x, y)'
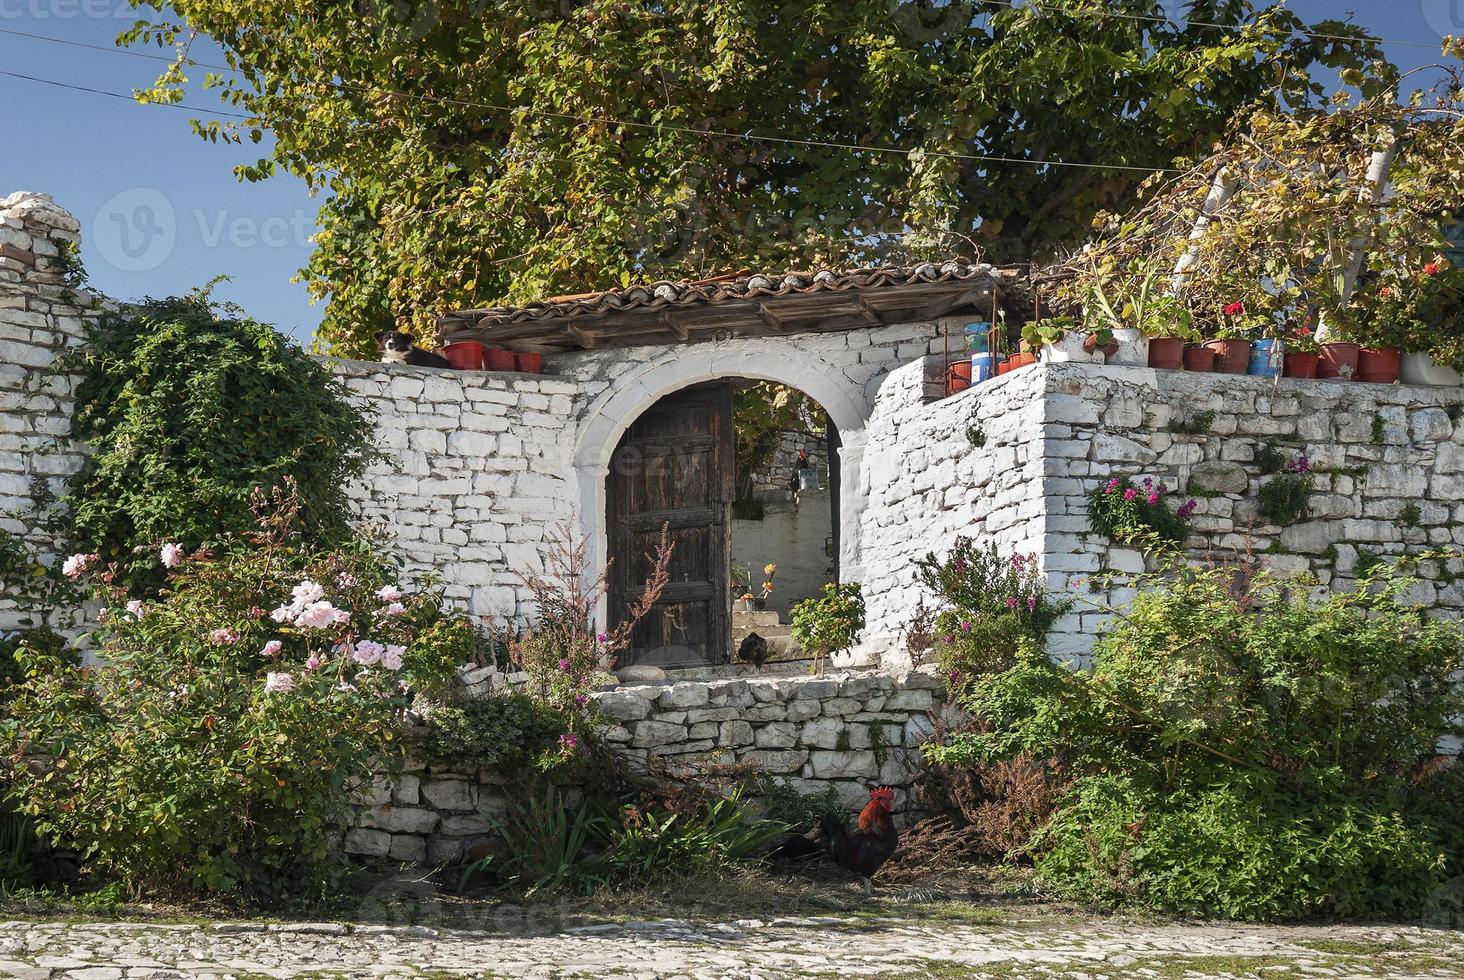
top-left (1204, 301), bottom-right (1259, 373)
top-left (737, 563), bottom-right (777, 612)
top-left (1359, 259), bottom-right (1461, 384)
top-left (1280, 318), bottom-right (1321, 378)
top-left (1022, 316), bottom-right (1111, 364)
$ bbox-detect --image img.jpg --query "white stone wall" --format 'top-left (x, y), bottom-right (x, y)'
top-left (1039, 364), bottom-right (1464, 656)
top-left (858, 357), bottom-right (1050, 661)
top-left (0, 193), bottom-right (109, 633)
top-left (730, 489), bottom-right (835, 618)
top-left (334, 361), bottom-right (579, 623)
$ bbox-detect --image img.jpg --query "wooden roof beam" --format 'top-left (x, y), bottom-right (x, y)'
top-left (755, 303), bottom-right (786, 332)
top-left (658, 311), bottom-right (690, 340)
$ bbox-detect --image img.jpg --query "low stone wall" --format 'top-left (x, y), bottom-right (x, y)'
top-left (345, 669), bottom-right (947, 865)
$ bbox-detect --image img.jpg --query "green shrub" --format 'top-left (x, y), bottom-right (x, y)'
top-left (930, 562), bottom-right (1464, 919)
top-left (2, 489), bottom-right (463, 902)
top-left (913, 539), bottom-right (1068, 689)
top-left (1086, 477), bottom-right (1195, 550)
top-left (426, 693), bottom-right (581, 776)
top-left (789, 582), bottom-right (865, 669)
top-left (65, 290), bottom-right (375, 591)
top-left (463, 784), bottom-right (785, 895)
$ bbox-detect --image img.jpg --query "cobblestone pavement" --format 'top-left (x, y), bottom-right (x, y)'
top-left (3, 912), bottom-right (1464, 979)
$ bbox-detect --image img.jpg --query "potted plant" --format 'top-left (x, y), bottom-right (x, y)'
top-left (1362, 260), bottom-right (1459, 385)
top-left (789, 582), bottom-right (865, 676)
top-left (1085, 272), bottom-right (1195, 370)
top-left (1281, 319), bottom-right (1321, 378)
top-left (1023, 316), bottom-right (1115, 364)
top-left (1182, 343), bottom-right (1217, 372)
top-left (1205, 301), bottom-right (1254, 374)
top-left (738, 563), bottom-right (777, 612)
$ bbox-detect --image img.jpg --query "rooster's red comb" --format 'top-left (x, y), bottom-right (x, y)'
top-left (869, 786), bottom-right (895, 804)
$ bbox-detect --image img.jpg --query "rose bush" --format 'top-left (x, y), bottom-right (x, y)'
top-left (2, 487), bottom-right (471, 902)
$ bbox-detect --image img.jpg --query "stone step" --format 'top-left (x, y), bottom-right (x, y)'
top-left (732, 610), bottom-right (781, 627)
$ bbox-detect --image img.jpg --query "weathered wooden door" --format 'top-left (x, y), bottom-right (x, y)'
top-left (607, 382), bottom-right (734, 668)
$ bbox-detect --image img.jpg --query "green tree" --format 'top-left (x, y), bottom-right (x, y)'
top-left (127, 1), bottom-right (1381, 354)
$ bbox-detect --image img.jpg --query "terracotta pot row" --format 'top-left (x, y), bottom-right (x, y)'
top-left (1146, 337), bottom-right (1402, 384)
top-left (441, 341), bottom-right (543, 373)
top-left (946, 351), bottom-right (1040, 392)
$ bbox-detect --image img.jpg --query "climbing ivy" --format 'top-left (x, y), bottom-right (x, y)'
top-left (64, 286), bottom-right (376, 591)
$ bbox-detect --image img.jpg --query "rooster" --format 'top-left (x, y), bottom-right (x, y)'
top-left (770, 786), bottom-right (899, 895)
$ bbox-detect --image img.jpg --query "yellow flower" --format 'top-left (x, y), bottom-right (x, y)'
top-left (762, 582), bottom-right (775, 593)
top-left (764, 563), bottom-right (777, 576)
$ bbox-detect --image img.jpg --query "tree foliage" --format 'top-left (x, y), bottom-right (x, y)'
top-left (125, 1), bottom-right (1382, 354)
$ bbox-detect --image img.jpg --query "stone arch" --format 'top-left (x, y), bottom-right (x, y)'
top-left (572, 345), bottom-right (873, 623)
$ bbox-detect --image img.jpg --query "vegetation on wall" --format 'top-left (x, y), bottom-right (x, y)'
top-left (123, 2), bottom-right (1382, 353)
top-left (1085, 477), bottom-right (1196, 551)
top-left (733, 383), bottom-right (823, 504)
top-left (66, 288), bottom-right (375, 592)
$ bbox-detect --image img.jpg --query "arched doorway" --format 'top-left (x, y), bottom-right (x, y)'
top-left (605, 378), bottom-right (842, 669)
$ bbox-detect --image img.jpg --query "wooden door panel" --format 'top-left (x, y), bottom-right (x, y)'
top-left (608, 383), bottom-right (733, 668)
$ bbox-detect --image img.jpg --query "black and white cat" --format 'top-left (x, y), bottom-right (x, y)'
top-left (374, 330), bottom-right (451, 369)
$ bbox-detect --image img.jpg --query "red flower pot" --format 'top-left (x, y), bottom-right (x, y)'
top-left (483, 347), bottom-right (517, 371)
top-left (1182, 346), bottom-right (1217, 372)
top-left (1283, 352), bottom-right (1319, 379)
top-left (441, 341), bottom-right (486, 370)
top-left (1007, 352), bottom-right (1037, 371)
top-left (1317, 342), bottom-right (1360, 381)
top-left (1203, 338), bottom-right (1250, 374)
top-left (515, 352), bottom-right (543, 374)
top-left (947, 360), bottom-right (972, 393)
top-left (1356, 346), bottom-right (1400, 384)
top-left (1147, 337), bottom-right (1185, 370)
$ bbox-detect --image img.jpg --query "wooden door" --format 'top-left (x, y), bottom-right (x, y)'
top-left (607, 383), bottom-right (734, 668)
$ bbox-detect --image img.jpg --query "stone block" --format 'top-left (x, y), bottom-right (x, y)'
top-left (344, 828), bottom-right (392, 857)
top-left (658, 682), bottom-right (711, 709)
top-left (392, 774), bottom-right (421, 806)
top-left (754, 722), bottom-right (799, 749)
top-left (388, 834), bottom-right (428, 863)
top-left (420, 779), bottom-right (474, 812)
top-left (597, 690), bottom-right (653, 722)
top-left (738, 749), bottom-right (808, 774)
top-left (1187, 460), bottom-right (1249, 494)
top-left (630, 720), bottom-right (688, 747)
top-left (809, 750), bottom-right (878, 779)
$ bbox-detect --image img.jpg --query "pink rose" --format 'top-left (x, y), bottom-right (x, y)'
top-left (380, 646), bottom-right (405, 671)
top-left (209, 628), bottom-right (240, 646)
top-left (261, 639), bottom-right (284, 657)
top-left (160, 543), bottom-right (184, 568)
top-left (291, 580), bottom-right (326, 606)
top-left (382, 602), bottom-right (406, 617)
top-left (61, 552), bottom-right (98, 579)
top-left (264, 672), bottom-right (295, 693)
top-left (351, 639), bottom-right (385, 666)
top-left (377, 585), bottom-right (403, 603)
top-left (125, 599), bottom-right (145, 619)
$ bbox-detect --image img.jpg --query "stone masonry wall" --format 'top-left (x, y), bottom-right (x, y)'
top-left (858, 356), bottom-right (1049, 662)
top-left (0, 192), bottom-right (109, 633)
top-left (345, 668), bottom-right (948, 865)
top-left (334, 361), bottom-right (579, 624)
top-left (1039, 364), bottom-right (1464, 655)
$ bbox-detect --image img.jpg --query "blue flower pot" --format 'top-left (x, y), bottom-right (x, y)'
top-left (971, 352), bottom-right (1000, 385)
top-left (1248, 339), bottom-right (1280, 377)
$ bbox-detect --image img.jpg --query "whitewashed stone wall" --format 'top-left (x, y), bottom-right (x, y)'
top-left (334, 361), bottom-right (579, 623)
top-left (730, 489), bottom-right (834, 618)
top-left (0, 192), bottom-right (109, 633)
top-left (1039, 364), bottom-right (1464, 656)
top-left (858, 357), bottom-right (1050, 661)
top-left (347, 668), bottom-right (948, 864)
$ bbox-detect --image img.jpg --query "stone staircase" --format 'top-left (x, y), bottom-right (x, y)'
top-left (731, 608), bottom-right (802, 661)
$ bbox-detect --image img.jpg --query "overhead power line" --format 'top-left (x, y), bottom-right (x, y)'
top-left (0, 68), bottom-right (252, 119)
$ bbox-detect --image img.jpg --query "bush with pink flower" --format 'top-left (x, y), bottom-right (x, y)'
top-left (1086, 476), bottom-right (1194, 551)
top-left (2, 487), bottom-right (472, 901)
top-left (913, 538), bottom-right (1069, 690)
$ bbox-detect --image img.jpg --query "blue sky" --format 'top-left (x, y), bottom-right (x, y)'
top-left (0, 3), bottom-right (1455, 344)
